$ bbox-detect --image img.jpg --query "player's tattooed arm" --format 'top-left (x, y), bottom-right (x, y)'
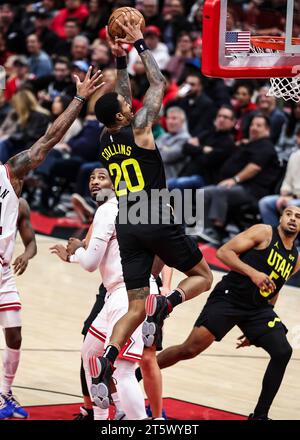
top-left (115, 68), bottom-right (132, 105)
top-left (106, 30), bottom-right (132, 105)
top-left (128, 287), bottom-right (150, 301)
top-left (133, 50), bottom-right (166, 129)
top-left (7, 67), bottom-right (104, 195)
top-left (7, 99), bottom-right (83, 189)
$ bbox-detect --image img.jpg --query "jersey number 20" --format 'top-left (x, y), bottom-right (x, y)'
top-left (109, 159), bottom-right (145, 197)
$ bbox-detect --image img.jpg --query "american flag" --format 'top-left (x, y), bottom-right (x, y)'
top-left (225, 31), bottom-right (250, 54)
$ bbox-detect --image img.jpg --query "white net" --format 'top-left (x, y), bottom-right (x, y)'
top-left (268, 77), bottom-right (300, 103)
top-left (251, 38), bottom-right (300, 103)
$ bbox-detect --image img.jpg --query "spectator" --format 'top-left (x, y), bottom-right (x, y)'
top-left (199, 115), bottom-right (280, 245)
top-left (276, 101), bottom-right (300, 164)
top-left (72, 60), bottom-right (89, 82)
top-left (0, 3), bottom-right (26, 53)
top-left (55, 17), bottom-right (81, 57)
top-left (156, 106), bottom-right (190, 180)
top-left (232, 82), bottom-right (257, 141)
top-left (259, 127), bottom-right (300, 226)
top-left (29, 57), bottom-right (75, 110)
top-left (162, 0), bottom-right (191, 54)
top-left (26, 33), bottom-right (53, 78)
top-left (91, 41), bottom-right (111, 70)
top-left (0, 30), bottom-right (12, 66)
top-left (166, 72), bottom-right (216, 137)
top-left (168, 105), bottom-right (236, 191)
top-left (51, 0), bottom-right (89, 39)
top-left (162, 69), bottom-right (178, 109)
top-left (0, 90), bottom-right (10, 126)
top-left (165, 32), bottom-right (194, 83)
top-left (71, 35), bottom-right (90, 61)
top-left (32, 7), bottom-right (60, 55)
top-left (128, 26), bottom-right (170, 75)
top-left (82, 0), bottom-right (110, 42)
top-left (0, 89), bottom-right (50, 163)
top-left (140, 0), bottom-right (164, 31)
top-left (4, 56), bottom-right (32, 102)
top-left (250, 86), bottom-right (287, 144)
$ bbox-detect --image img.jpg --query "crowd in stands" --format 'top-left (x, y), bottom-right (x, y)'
top-left (0, 0), bottom-right (299, 245)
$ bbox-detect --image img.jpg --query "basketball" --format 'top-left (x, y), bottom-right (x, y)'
top-left (108, 7), bottom-right (145, 39)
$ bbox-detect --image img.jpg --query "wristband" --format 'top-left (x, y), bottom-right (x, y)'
top-left (74, 95), bottom-right (86, 104)
top-left (233, 175), bottom-right (240, 184)
top-left (116, 56), bottom-right (127, 69)
top-left (134, 39), bottom-right (149, 54)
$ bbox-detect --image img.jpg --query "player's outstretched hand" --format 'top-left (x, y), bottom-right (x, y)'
top-left (67, 237), bottom-right (84, 256)
top-left (13, 254), bottom-right (29, 275)
top-left (50, 244), bottom-right (69, 262)
top-left (115, 12), bottom-right (143, 44)
top-left (74, 66), bottom-right (105, 99)
top-left (236, 334), bottom-right (251, 349)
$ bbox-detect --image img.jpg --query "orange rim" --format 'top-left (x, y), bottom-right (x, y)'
top-left (251, 36), bottom-right (300, 51)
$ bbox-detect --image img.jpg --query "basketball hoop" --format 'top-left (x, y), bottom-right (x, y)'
top-left (251, 36), bottom-right (300, 102)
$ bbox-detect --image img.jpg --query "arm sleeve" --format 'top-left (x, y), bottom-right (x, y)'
top-left (73, 203), bottom-right (117, 272)
top-left (74, 237), bottom-right (107, 272)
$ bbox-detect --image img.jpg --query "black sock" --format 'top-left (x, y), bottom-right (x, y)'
top-left (135, 367), bottom-right (143, 382)
top-left (103, 345), bottom-right (119, 364)
top-left (167, 289), bottom-right (184, 309)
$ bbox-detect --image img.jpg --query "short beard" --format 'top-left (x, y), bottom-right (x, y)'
top-left (282, 226), bottom-right (297, 238)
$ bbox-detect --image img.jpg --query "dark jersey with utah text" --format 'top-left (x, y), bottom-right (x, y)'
top-left (214, 227), bottom-right (298, 308)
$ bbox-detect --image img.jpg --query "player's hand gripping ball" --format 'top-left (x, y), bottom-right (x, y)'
top-left (108, 7), bottom-right (145, 39)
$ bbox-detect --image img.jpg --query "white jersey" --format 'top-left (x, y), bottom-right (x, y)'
top-left (74, 196), bottom-right (124, 292)
top-left (0, 165), bottom-right (19, 266)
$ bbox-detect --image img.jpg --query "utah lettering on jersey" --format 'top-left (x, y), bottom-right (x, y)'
top-left (267, 247), bottom-right (294, 281)
top-left (102, 144), bottom-right (132, 161)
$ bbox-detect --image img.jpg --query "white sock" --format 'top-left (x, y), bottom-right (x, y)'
top-left (114, 359), bottom-right (146, 420)
top-left (93, 405), bottom-right (108, 420)
top-left (1, 346), bottom-right (21, 395)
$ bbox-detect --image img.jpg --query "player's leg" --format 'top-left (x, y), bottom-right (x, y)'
top-left (0, 307), bottom-right (27, 419)
top-left (249, 329), bottom-right (292, 420)
top-left (157, 325), bottom-right (215, 369)
top-left (140, 346), bottom-right (162, 418)
top-left (143, 223), bottom-right (213, 344)
top-left (81, 330), bottom-right (108, 420)
top-left (75, 288), bottom-right (107, 420)
top-left (114, 358), bottom-right (147, 420)
top-left (91, 287), bottom-right (146, 414)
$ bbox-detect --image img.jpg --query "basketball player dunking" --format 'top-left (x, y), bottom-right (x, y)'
top-left (156, 207), bottom-right (300, 420)
top-left (91, 13), bottom-right (213, 408)
top-left (0, 68), bottom-right (104, 419)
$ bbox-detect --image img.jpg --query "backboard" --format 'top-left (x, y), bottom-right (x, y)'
top-left (202, 0), bottom-right (300, 78)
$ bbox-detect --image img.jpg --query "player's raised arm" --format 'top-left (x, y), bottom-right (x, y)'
top-left (6, 67), bottom-right (105, 194)
top-left (107, 27), bottom-right (132, 105)
top-left (116, 14), bottom-right (166, 130)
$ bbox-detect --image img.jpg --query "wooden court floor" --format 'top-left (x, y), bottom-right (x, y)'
top-left (0, 234), bottom-right (299, 420)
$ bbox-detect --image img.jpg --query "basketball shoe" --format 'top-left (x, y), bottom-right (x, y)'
top-left (73, 406), bottom-right (94, 420)
top-left (89, 356), bottom-right (115, 409)
top-left (0, 393), bottom-right (13, 419)
top-left (1, 392), bottom-right (28, 418)
top-left (248, 413), bottom-right (272, 420)
top-left (143, 295), bottom-right (170, 347)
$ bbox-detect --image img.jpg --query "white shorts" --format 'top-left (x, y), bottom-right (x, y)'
top-left (88, 286), bottom-right (144, 363)
top-left (0, 266), bottom-right (21, 328)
